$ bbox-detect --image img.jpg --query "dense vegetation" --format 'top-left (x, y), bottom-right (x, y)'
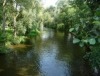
top-left (44, 0), bottom-right (100, 74)
top-left (0, 0), bottom-right (43, 52)
top-left (0, 0), bottom-right (100, 75)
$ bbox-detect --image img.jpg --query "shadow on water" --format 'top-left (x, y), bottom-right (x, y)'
top-left (0, 28), bottom-right (93, 76)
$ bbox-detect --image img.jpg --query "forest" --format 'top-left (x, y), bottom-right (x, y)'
top-left (0, 0), bottom-right (100, 76)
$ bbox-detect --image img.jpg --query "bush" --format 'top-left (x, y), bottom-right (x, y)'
top-left (28, 29), bottom-right (39, 37)
top-left (57, 23), bottom-right (64, 31)
top-left (12, 36), bottom-right (26, 44)
top-left (85, 45), bottom-right (100, 68)
top-left (0, 46), bottom-right (8, 54)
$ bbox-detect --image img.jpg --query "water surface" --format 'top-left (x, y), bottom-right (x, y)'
top-left (0, 29), bottom-right (93, 76)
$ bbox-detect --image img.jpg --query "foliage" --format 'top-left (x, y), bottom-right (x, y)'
top-left (12, 36), bottom-right (26, 44)
top-left (53, 0), bottom-right (100, 70)
top-left (0, 46), bottom-right (9, 54)
top-left (57, 23), bottom-right (64, 31)
top-left (68, 0), bottom-right (100, 70)
top-left (84, 45), bottom-right (100, 68)
top-left (0, 0), bottom-right (44, 53)
top-left (0, 0), bottom-right (100, 71)
top-left (28, 29), bottom-right (40, 37)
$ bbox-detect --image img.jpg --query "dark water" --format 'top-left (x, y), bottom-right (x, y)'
top-left (0, 29), bottom-right (93, 76)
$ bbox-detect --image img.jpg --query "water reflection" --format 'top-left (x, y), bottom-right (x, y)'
top-left (38, 41), bottom-right (70, 76)
top-left (0, 28), bottom-right (93, 76)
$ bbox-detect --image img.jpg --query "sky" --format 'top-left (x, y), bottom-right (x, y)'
top-left (42, 0), bottom-right (58, 8)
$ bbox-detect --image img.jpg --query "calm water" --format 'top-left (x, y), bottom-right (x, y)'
top-left (0, 29), bottom-right (93, 76)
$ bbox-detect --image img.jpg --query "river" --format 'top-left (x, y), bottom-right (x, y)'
top-left (0, 28), bottom-right (93, 76)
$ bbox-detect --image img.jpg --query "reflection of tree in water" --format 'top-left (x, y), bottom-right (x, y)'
top-left (0, 46), bottom-right (41, 76)
top-left (0, 54), bottom-right (18, 76)
top-left (68, 44), bottom-right (93, 76)
top-left (0, 29), bottom-right (94, 76)
top-left (54, 32), bottom-right (93, 76)
top-left (70, 46), bottom-right (93, 76)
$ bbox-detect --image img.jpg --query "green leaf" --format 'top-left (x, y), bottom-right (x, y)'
top-left (89, 38), bottom-right (96, 45)
top-left (75, 27), bottom-right (79, 31)
top-left (98, 38), bottom-right (100, 43)
top-left (73, 38), bottom-right (80, 44)
top-left (79, 42), bottom-right (84, 47)
top-left (82, 39), bottom-right (88, 43)
top-left (69, 28), bottom-right (74, 32)
top-left (93, 21), bottom-right (100, 25)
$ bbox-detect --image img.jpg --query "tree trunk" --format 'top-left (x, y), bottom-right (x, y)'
top-left (13, 16), bottom-right (17, 37)
top-left (13, 12), bottom-right (19, 37)
top-left (40, 22), bottom-right (44, 31)
top-left (2, 0), bottom-right (6, 35)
